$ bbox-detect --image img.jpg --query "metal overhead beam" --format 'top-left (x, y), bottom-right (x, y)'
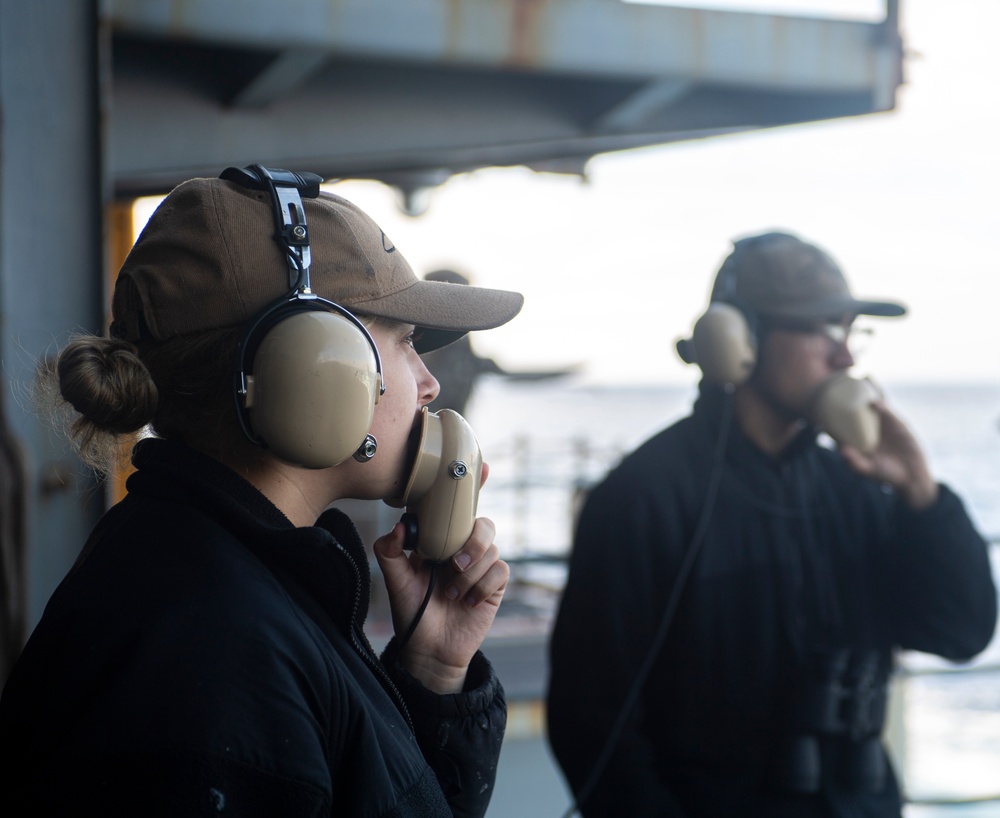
top-left (109, 0), bottom-right (895, 91)
top-left (229, 47), bottom-right (330, 108)
top-left (104, 0), bottom-right (903, 200)
top-left (595, 78), bottom-right (695, 133)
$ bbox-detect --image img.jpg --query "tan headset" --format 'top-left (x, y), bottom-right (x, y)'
top-left (677, 236), bottom-right (760, 387)
top-left (224, 165), bottom-right (385, 469)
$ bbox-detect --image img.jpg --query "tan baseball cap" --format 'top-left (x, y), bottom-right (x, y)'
top-left (712, 231), bottom-right (906, 320)
top-left (110, 176), bottom-right (524, 353)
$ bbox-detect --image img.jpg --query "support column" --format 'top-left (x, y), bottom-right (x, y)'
top-left (0, 0), bottom-right (107, 667)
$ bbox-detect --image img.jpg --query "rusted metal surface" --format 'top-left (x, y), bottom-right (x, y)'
top-left (107, 0), bottom-right (894, 90)
top-left (102, 0), bottom-right (901, 197)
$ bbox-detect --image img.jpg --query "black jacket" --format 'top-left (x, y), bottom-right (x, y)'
top-left (0, 439), bottom-right (506, 817)
top-left (547, 386), bottom-right (996, 817)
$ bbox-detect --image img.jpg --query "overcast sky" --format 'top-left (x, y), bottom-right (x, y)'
top-left (321, 0), bottom-right (1000, 388)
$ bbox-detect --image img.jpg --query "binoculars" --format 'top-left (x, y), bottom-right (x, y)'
top-left (773, 648), bottom-right (889, 794)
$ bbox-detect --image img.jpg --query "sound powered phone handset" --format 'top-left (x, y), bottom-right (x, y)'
top-left (385, 407), bottom-right (483, 563)
top-left (809, 372), bottom-right (882, 454)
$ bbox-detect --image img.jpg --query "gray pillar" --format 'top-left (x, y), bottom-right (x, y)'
top-left (0, 0), bottom-right (106, 647)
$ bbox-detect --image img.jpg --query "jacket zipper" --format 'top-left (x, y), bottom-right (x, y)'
top-left (335, 541), bottom-right (416, 735)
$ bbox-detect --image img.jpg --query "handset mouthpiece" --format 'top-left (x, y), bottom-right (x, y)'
top-left (810, 372), bottom-right (881, 454)
top-left (385, 407), bottom-right (483, 562)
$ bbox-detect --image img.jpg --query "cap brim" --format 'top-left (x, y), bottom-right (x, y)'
top-left (854, 299), bottom-right (907, 318)
top-left (348, 279), bottom-right (525, 353)
top-left (761, 296), bottom-right (906, 321)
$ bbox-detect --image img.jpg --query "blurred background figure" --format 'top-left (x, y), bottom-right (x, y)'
top-left (547, 231), bottom-right (998, 818)
top-left (421, 269), bottom-right (577, 416)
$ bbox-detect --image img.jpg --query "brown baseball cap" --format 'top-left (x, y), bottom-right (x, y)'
top-left (110, 176), bottom-right (524, 353)
top-left (711, 231), bottom-right (906, 320)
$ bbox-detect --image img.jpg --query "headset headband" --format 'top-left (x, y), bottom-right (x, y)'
top-left (220, 164), bottom-right (322, 291)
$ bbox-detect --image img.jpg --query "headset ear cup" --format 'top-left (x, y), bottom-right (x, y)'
top-left (691, 302), bottom-right (756, 386)
top-left (244, 311), bottom-right (380, 468)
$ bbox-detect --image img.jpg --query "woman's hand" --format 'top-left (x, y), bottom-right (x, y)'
top-left (839, 400), bottom-right (939, 510)
top-left (372, 513), bottom-right (509, 694)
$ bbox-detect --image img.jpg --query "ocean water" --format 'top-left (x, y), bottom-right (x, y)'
top-left (463, 377), bottom-right (1000, 812)
top-left (467, 378), bottom-right (1000, 553)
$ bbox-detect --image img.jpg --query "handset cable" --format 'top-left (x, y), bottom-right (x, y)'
top-left (397, 564), bottom-right (439, 653)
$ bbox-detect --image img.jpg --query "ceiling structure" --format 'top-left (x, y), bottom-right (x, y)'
top-left (106, 0), bottom-right (904, 206)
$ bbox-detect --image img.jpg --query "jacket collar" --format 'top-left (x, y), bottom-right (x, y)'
top-left (126, 438), bottom-right (372, 633)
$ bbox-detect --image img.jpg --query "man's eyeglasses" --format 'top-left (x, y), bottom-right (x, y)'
top-left (763, 319), bottom-right (874, 355)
